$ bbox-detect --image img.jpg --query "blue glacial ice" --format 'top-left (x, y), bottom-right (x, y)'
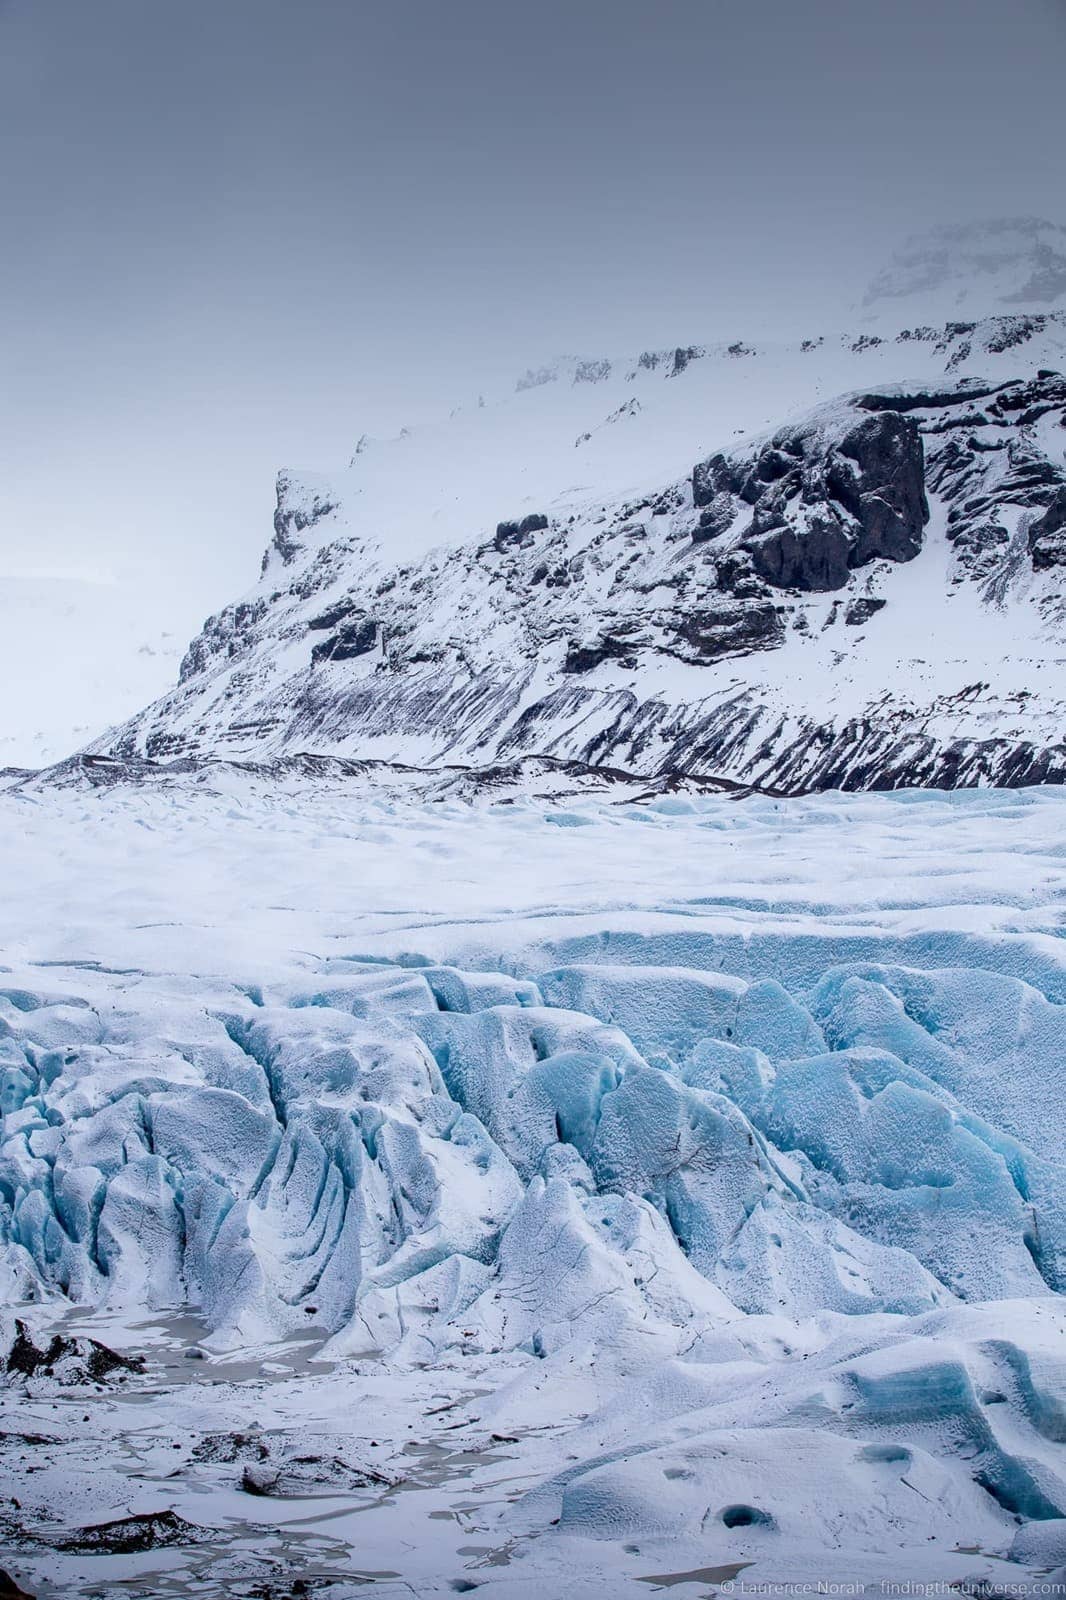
top-left (2, 944), bottom-right (1062, 1349)
top-left (2, 785), bottom-right (1066, 1584)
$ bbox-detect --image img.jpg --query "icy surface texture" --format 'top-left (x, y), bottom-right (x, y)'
top-left (1, 785), bottom-right (1064, 1594)
top-left (4, 928), bottom-right (1064, 1344)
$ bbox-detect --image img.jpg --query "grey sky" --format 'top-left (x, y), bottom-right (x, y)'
top-left (1, 0), bottom-right (1064, 619)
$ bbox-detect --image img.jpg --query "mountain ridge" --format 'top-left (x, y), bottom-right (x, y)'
top-left (84, 310), bottom-right (1066, 794)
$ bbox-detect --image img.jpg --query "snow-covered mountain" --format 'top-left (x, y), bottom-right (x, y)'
top-left (89, 308), bottom-right (1066, 792)
top-left (6, 224), bottom-right (1066, 1600)
top-left (862, 217), bottom-right (1066, 325)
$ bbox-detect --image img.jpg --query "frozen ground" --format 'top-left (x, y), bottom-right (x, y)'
top-left (1, 782), bottom-right (1065, 1598)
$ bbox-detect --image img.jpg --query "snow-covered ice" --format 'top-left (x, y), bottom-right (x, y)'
top-left (0, 781), bottom-right (1064, 1596)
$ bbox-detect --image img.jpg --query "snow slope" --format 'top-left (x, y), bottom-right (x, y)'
top-left (93, 318), bottom-right (1066, 791)
top-left (1, 783), bottom-right (1065, 1595)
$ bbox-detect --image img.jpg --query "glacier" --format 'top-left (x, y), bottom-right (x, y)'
top-left (1, 780), bottom-right (1064, 1597)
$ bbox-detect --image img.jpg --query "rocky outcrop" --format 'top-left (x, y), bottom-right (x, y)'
top-left (692, 408), bottom-right (929, 593)
top-left (562, 631), bottom-right (639, 673)
top-left (1029, 488), bottom-right (1066, 568)
top-left (748, 517), bottom-right (853, 592)
top-left (494, 513), bottom-right (549, 551)
top-left (670, 602), bottom-right (784, 661)
top-left (307, 598), bottom-right (359, 632)
top-left (311, 617), bottom-right (380, 664)
top-left (844, 595), bottom-right (887, 626)
top-left (178, 598), bottom-right (268, 684)
top-left (4, 1321), bottom-right (144, 1385)
top-left (832, 410), bottom-right (929, 562)
top-left (268, 472), bottom-right (337, 568)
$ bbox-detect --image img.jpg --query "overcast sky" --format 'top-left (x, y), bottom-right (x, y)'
top-left (1, 0), bottom-right (1064, 631)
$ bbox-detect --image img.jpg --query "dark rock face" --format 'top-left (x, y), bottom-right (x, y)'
top-left (856, 380), bottom-right (1008, 413)
top-left (831, 412), bottom-right (928, 566)
top-left (179, 598), bottom-right (268, 683)
top-left (948, 520), bottom-right (1009, 552)
top-left (748, 517), bottom-right (852, 592)
top-left (986, 369), bottom-right (1066, 418)
top-left (947, 519), bottom-right (1010, 579)
top-left (712, 552), bottom-right (770, 598)
top-left (920, 373), bottom-right (1066, 574)
top-left (1029, 488), bottom-right (1066, 568)
top-left (845, 596), bottom-right (887, 626)
top-left (691, 407), bottom-right (929, 593)
top-left (495, 513), bottom-right (549, 550)
top-left (671, 602), bottom-right (784, 660)
top-left (670, 345), bottom-right (701, 377)
top-left (562, 633), bottom-right (638, 673)
top-left (311, 617), bottom-right (380, 664)
top-left (307, 598), bottom-right (357, 631)
top-left (692, 493), bottom-right (737, 542)
top-left (692, 453), bottom-right (750, 509)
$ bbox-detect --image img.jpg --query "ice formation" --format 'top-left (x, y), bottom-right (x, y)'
top-left (1, 784), bottom-right (1064, 1595)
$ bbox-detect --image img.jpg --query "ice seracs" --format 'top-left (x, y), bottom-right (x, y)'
top-left (2, 782), bottom-right (1065, 1593)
